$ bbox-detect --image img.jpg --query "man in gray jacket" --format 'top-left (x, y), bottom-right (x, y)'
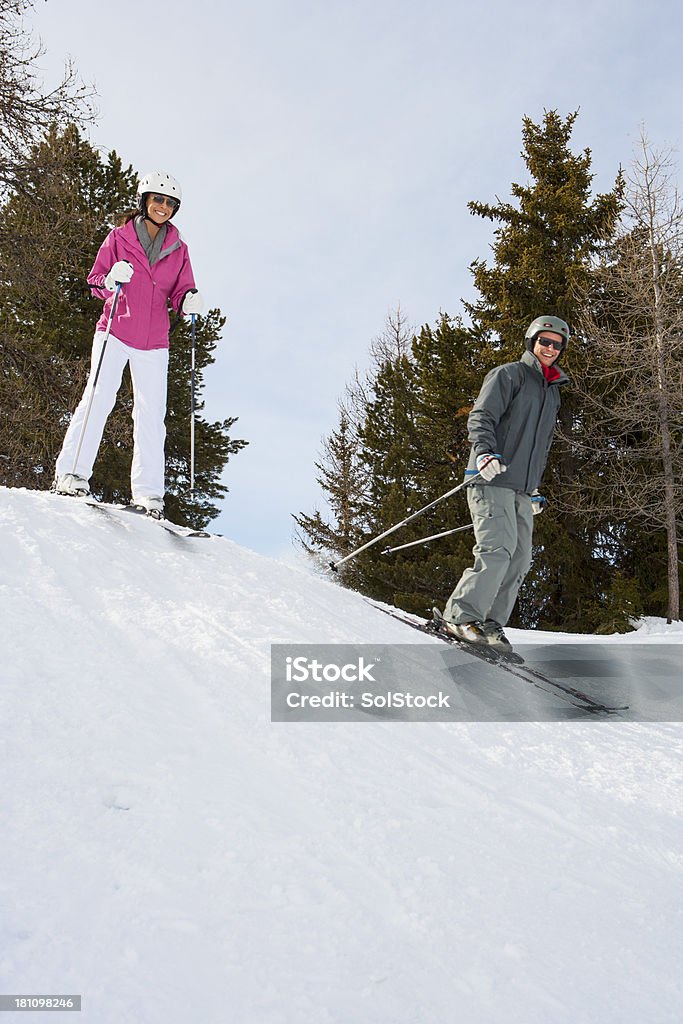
top-left (442, 315), bottom-right (570, 651)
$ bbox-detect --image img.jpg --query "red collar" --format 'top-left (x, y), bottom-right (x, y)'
top-left (541, 361), bottom-right (561, 383)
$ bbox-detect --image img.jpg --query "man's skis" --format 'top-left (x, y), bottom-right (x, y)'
top-left (431, 607), bottom-right (526, 662)
top-left (370, 603), bottom-right (628, 715)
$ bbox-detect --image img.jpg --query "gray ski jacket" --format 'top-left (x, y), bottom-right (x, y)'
top-left (464, 349), bottom-right (569, 494)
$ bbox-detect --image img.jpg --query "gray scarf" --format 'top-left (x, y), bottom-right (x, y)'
top-left (134, 215), bottom-right (167, 266)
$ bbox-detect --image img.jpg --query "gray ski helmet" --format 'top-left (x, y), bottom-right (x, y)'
top-left (525, 315), bottom-right (570, 352)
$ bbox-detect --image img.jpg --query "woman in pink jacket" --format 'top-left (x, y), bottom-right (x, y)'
top-left (54, 170), bottom-right (203, 518)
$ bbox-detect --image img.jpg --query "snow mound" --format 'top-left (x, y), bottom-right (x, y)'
top-left (631, 615), bottom-right (683, 639)
top-left (1, 486), bottom-right (682, 1024)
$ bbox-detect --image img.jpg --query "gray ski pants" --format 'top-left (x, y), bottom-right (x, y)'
top-left (443, 486), bottom-right (534, 627)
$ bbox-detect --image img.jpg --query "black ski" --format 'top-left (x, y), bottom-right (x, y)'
top-left (60, 494), bottom-right (211, 539)
top-left (369, 602), bottom-right (628, 715)
top-left (430, 607), bottom-right (525, 664)
top-left (121, 504), bottom-right (210, 538)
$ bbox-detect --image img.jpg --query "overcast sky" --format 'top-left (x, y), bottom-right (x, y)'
top-left (27, 0), bottom-right (683, 558)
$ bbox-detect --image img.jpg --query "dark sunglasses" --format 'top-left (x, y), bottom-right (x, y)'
top-left (537, 336), bottom-right (564, 351)
top-left (151, 194), bottom-right (179, 211)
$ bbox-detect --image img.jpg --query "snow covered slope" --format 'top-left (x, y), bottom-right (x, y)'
top-left (1, 486), bottom-right (682, 1023)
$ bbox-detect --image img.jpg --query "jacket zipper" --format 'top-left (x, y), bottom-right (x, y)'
top-left (527, 374), bottom-right (551, 492)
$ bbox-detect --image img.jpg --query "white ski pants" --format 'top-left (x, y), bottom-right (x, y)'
top-left (56, 331), bottom-right (169, 501)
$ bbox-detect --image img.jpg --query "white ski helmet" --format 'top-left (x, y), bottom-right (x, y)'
top-left (137, 170), bottom-right (182, 216)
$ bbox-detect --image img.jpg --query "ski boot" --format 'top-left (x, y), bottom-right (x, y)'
top-left (54, 473), bottom-right (90, 497)
top-left (130, 496), bottom-right (164, 520)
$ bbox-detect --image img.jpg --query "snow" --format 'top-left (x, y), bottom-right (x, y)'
top-left (1, 485), bottom-right (682, 1023)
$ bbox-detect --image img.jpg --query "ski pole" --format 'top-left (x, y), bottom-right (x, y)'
top-left (382, 522), bottom-right (473, 555)
top-left (70, 282), bottom-right (122, 477)
top-left (190, 312), bottom-right (196, 496)
top-left (329, 472), bottom-right (480, 572)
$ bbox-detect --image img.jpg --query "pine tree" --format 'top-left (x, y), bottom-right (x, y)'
top-left (466, 110), bottom-right (622, 352)
top-left (293, 405), bottom-right (369, 578)
top-left (294, 309), bottom-right (412, 586)
top-left (0, 125), bottom-right (123, 487)
top-left (352, 347), bottom-right (423, 605)
top-left (297, 311), bottom-right (486, 616)
top-left (147, 309), bottom-right (248, 529)
top-left (464, 110), bottom-right (624, 630)
top-left (0, 0), bottom-right (94, 486)
top-left (389, 315), bottom-right (486, 615)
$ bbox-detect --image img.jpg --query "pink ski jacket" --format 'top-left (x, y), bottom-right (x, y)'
top-left (87, 219), bottom-right (196, 350)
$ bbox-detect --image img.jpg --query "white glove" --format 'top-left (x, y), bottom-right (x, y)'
top-left (531, 490), bottom-right (547, 515)
top-left (104, 260), bottom-right (134, 291)
top-left (475, 453), bottom-right (507, 482)
top-left (182, 290), bottom-right (204, 315)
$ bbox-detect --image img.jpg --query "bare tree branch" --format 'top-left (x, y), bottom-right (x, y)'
top-left (572, 129), bottom-right (682, 619)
